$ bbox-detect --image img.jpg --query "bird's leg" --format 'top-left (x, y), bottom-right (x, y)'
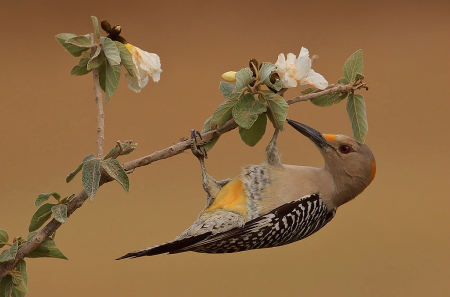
top-left (265, 129), bottom-right (283, 167)
top-left (190, 130), bottom-right (224, 201)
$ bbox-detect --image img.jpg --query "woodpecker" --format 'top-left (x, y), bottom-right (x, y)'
top-left (117, 120), bottom-right (376, 259)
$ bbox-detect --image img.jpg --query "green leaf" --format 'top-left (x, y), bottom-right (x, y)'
top-left (346, 94), bottom-right (368, 143)
top-left (219, 81), bottom-right (234, 99)
top-left (98, 62), bottom-right (106, 92)
top-left (91, 16), bottom-right (101, 39)
top-left (0, 241), bottom-right (18, 263)
top-left (66, 34), bottom-right (95, 48)
top-left (105, 61), bottom-right (121, 102)
top-left (51, 205), bottom-right (68, 224)
top-left (82, 158), bottom-right (102, 201)
top-left (101, 159), bottom-right (129, 193)
top-left (35, 192), bottom-right (60, 206)
top-left (0, 230), bottom-right (9, 248)
top-left (29, 203), bottom-right (55, 232)
top-left (259, 62), bottom-right (275, 84)
top-left (337, 77), bottom-right (350, 85)
top-left (101, 37), bottom-right (121, 66)
top-left (200, 117), bottom-right (220, 152)
top-left (234, 67), bottom-right (254, 92)
top-left (301, 87), bottom-right (319, 95)
top-left (311, 93), bottom-right (341, 107)
top-left (239, 113), bottom-right (267, 147)
top-left (210, 96), bottom-right (239, 128)
top-left (26, 237), bottom-right (68, 260)
top-left (87, 47), bottom-right (105, 70)
top-left (343, 49), bottom-right (364, 82)
top-left (355, 73), bottom-right (365, 81)
top-left (232, 93), bottom-right (267, 129)
top-left (66, 154), bottom-right (96, 183)
top-left (103, 142), bottom-right (138, 160)
top-left (259, 62), bottom-right (282, 91)
top-left (114, 41), bottom-right (135, 76)
top-left (265, 93), bottom-right (289, 130)
top-left (11, 260), bottom-right (28, 296)
top-left (55, 33), bottom-right (89, 57)
top-left (70, 57), bottom-right (91, 76)
top-left (334, 92), bottom-right (348, 105)
top-left (0, 274), bottom-right (13, 297)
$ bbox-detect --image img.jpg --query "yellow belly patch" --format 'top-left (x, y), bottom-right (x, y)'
top-left (203, 178), bottom-right (248, 218)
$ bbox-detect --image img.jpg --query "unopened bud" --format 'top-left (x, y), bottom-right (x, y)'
top-left (221, 71), bottom-right (236, 82)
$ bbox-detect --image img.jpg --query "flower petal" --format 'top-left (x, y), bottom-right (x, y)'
top-left (302, 69), bottom-right (328, 89)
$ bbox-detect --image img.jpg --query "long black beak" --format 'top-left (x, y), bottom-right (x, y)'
top-left (287, 119), bottom-right (333, 149)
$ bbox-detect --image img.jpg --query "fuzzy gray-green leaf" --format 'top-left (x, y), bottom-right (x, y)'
top-left (201, 117), bottom-right (220, 152)
top-left (51, 204), bottom-right (68, 224)
top-left (346, 93), bottom-right (368, 143)
top-left (234, 67), bottom-right (254, 92)
top-left (210, 97), bottom-right (239, 128)
top-left (232, 93), bottom-right (267, 129)
top-left (91, 16), bottom-right (101, 39)
top-left (105, 61), bottom-right (121, 102)
top-left (26, 237), bottom-right (68, 260)
top-left (70, 57), bottom-right (91, 76)
top-left (259, 62), bottom-right (275, 83)
top-left (11, 260), bottom-right (28, 296)
top-left (87, 47), bottom-right (105, 70)
top-left (0, 274), bottom-right (13, 296)
top-left (265, 93), bottom-right (289, 130)
top-left (343, 49), bottom-right (364, 82)
top-left (98, 62), bottom-right (106, 92)
top-left (310, 93), bottom-right (341, 107)
top-left (29, 203), bottom-right (55, 232)
top-left (239, 113), bottom-right (267, 147)
top-left (66, 154), bottom-right (96, 183)
top-left (219, 81), bottom-right (234, 99)
top-left (301, 87), bottom-right (319, 95)
top-left (55, 33), bottom-right (89, 57)
top-left (66, 34), bottom-right (95, 48)
top-left (82, 158), bottom-right (101, 201)
top-left (0, 241), bottom-right (18, 263)
top-left (0, 230), bottom-right (9, 248)
top-left (337, 77), bottom-right (350, 85)
top-left (101, 37), bottom-right (121, 66)
top-left (35, 192), bottom-right (61, 206)
top-left (101, 159), bottom-right (129, 193)
top-left (114, 41), bottom-right (135, 76)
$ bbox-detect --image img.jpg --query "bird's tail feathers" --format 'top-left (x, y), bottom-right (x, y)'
top-left (116, 232), bottom-right (211, 260)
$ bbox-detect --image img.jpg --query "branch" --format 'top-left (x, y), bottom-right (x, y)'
top-left (0, 83), bottom-right (352, 278)
top-left (92, 54), bottom-right (105, 158)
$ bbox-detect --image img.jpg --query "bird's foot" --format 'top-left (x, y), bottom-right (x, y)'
top-left (190, 129), bottom-right (208, 160)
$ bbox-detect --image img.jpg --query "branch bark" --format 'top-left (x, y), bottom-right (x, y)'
top-left (0, 83), bottom-right (353, 278)
top-left (92, 45), bottom-right (105, 158)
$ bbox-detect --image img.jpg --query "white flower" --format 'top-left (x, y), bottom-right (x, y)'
top-left (124, 43), bottom-right (162, 93)
top-left (274, 47), bottom-right (328, 90)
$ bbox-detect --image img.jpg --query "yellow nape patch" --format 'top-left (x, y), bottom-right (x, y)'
top-left (323, 134), bottom-right (337, 142)
top-left (370, 161), bottom-right (377, 182)
top-left (204, 178), bottom-right (248, 218)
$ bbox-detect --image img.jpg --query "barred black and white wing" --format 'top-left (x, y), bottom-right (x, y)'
top-left (172, 194), bottom-right (336, 254)
top-left (117, 194), bottom-right (335, 259)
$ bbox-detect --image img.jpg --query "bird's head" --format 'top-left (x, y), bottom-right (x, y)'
top-left (287, 119), bottom-right (376, 206)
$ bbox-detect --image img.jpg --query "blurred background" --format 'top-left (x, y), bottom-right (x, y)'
top-left (1, 0), bottom-right (449, 296)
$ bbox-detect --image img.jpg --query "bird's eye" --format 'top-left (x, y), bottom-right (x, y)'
top-left (339, 145), bottom-right (351, 154)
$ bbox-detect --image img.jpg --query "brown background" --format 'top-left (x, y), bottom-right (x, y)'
top-left (1, 0), bottom-right (449, 296)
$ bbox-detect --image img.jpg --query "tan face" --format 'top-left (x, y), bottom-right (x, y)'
top-left (322, 134), bottom-right (376, 183)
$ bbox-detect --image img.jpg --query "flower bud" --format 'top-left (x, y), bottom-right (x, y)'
top-left (221, 71), bottom-right (236, 82)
